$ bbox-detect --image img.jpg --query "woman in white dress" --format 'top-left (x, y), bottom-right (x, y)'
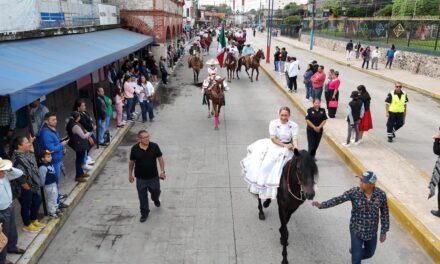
top-left (241, 106), bottom-right (298, 200)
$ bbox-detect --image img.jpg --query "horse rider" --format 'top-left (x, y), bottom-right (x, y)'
top-left (241, 44), bottom-right (255, 68)
top-left (202, 59), bottom-right (229, 91)
top-left (227, 41), bottom-right (239, 60)
top-left (189, 43), bottom-right (201, 56)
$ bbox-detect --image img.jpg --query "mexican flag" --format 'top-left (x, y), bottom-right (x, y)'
top-left (217, 25), bottom-right (227, 67)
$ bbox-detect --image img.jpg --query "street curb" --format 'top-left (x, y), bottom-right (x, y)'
top-left (260, 63), bottom-right (440, 263)
top-left (16, 122), bottom-right (134, 264)
top-left (275, 37), bottom-right (440, 101)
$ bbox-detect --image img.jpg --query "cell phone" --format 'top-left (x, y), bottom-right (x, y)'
top-left (61, 136), bottom-right (69, 142)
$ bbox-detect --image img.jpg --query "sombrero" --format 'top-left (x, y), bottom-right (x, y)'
top-left (0, 158), bottom-right (12, 171)
top-left (206, 59), bottom-right (219, 65)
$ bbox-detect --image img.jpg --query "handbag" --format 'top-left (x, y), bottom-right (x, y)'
top-left (328, 100), bottom-right (338, 108)
top-left (0, 231), bottom-right (8, 252)
top-left (88, 136), bottom-right (95, 146)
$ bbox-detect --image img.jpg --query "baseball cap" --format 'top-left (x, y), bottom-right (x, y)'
top-left (357, 171), bottom-right (377, 184)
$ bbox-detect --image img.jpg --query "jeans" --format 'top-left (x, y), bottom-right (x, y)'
top-left (312, 87), bottom-right (323, 101)
top-left (161, 71), bottom-right (168, 84)
top-left (279, 61), bottom-right (285, 73)
top-left (305, 82), bottom-right (313, 99)
top-left (288, 76), bottom-right (297, 91)
top-left (385, 57), bottom-right (394, 68)
top-left (126, 98), bottom-right (134, 121)
top-left (131, 94), bottom-right (139, 114)
top-left (75, 150), bottom-right (86, 178)
top-left (142, 101), bottom-right (154, 121)
top-left (53, 160), bottom-right (62, 185)
top-left (140, 101), bottom-right (148, 122)
top-left (285, 73), bottom-right (290, 88)
top-left (350, 230), bottom-right (377, 264)
top-left (98, 119), bottom-right (106, 144)
top-left (0, 206), bottom-right (18, 262)
top-left (18, 188), bottom-right (42, 226)
top-left (347, 120), bottom-right (360, 144)
top-left (0, 126), bottom-right (10, 159)
top-left (362, 59), bottom-right (370, 69)
top-left (386, 112), bottom-right (405, 139)
top-left (104, 115), bottom-right (110, 132)
top-left (307, 128), bottom-right (323, 157)
top-left (274, 60), bottom-right (280, 72)
top-left (136, 177), bottom-right (161, 217)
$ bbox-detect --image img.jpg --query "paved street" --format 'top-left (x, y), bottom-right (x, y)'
top-left (38, 52), bottom-right (431, 264)
top-left (253, 32), bottom-right (440, 176)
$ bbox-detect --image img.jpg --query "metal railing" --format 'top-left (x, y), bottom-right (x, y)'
top-left (301, 17), bottom-right (440, 54)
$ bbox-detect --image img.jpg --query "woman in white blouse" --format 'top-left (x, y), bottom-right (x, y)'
top-left (241, 106), bottom-right (298, 200)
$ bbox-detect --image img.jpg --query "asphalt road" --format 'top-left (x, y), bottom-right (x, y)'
top-left (38, 51), bottom-right (432, 264)
top-left (252, 32), bottom-right (440, 176)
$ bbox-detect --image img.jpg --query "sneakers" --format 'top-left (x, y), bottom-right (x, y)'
top-left (354, 140), bottom-right (362, 146)
top-left (59, 193), bottom-right (68, 200)
top-left (75, 176), bottom-right (87, 182)
top-left (82, 164), bottom-right (94, 171)
top-left (49, 213), bottom-right (59, 218)
top-left (342, 142), bottom-right (351, 147)
top-left (86, 157), bottom-right (95, 165)
top-left (431, 210), bottom-right (440, 217)
top-left (153, 200), bottom-right (161, 207)
top-left (32, 220), bottom-right (46, 229)
top-left (140, 215), bottom-right (148, 223)
top-left (58, 202), bottom-right (69, 210)
top-left (388, 137), bottom-right (393, 143)
top-left (23, 223), bottom-right (41, 233)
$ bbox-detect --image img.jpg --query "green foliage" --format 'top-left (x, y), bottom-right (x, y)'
top-left (392, 0), bottom-right (440, 16)
top-left (283, 15), bottom-right (301, 25)
top-left (274, 2), bottom-right (301, 18)
top-left (323, 0), bottom-right (342, 17)
top-left (248, 9), bottom-right (257, 15)
top-left (204, 4), bottom-right (233, 15)
top-left (375, 4), bottom-right (393, 16)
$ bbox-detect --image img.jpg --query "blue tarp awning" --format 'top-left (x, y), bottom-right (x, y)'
top-left (0, 28), bottom-right (155, 111)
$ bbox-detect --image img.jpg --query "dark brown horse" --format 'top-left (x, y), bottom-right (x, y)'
top-left (224, 52), bottom-right (238, 82)
top-left (188, 55), bottom-right (203, 83)
top-left (204, 78), bottom-right (225, 130)
top-left (257, 149), bottom-right (318, 264)
top-left (200, 36), bottom-right (212, 54)
top-left (238, 49), bottom-right (265, 82)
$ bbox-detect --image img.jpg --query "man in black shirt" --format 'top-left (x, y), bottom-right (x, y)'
top-left (305, 99), bottom-right (328, 159)
top-left (129, 130), bottom-right (166, 222)
top-left (346, 40), bottom-right (353, 61)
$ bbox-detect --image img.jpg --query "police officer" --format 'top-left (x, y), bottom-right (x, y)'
top-left (385, 82), bottom-right (408, 142)
top-left (305, 99), bottom-right (327, 160)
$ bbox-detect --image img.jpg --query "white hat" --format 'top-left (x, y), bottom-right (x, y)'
top-left (206, 59), bottom-right (219, 65)
top-left (0, 158), bottom-right (12, 171)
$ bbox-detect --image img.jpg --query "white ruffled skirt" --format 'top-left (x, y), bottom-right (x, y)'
top-left (241, 138), bottom-right (293, 200)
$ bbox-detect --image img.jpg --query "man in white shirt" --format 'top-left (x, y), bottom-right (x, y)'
top-left (0, 159), bottom-right (25, 264)
top-left (144, 78), bottom-right (155, 122)
top-left (227, 42), bottom-right (239, 60)
top-left (287, 57), bottom-right (300, 93)
top-left (371, 46), bottom-right (381, 70)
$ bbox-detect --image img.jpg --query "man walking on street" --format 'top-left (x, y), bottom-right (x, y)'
top-left (385, 83), bottom-right (408, 142)
top-left (129, 130), bottom-right (166, 223)
top-left (312, 171), bottom-right (390, 264)
top-left (346, 40), bottom-right (353, 61)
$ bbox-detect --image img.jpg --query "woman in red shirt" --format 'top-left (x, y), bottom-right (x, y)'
top-left (326, 71), bottom-right (340, 118)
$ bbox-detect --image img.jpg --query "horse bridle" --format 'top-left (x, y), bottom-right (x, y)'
top-left (285, 157), bottom-right (306, 201)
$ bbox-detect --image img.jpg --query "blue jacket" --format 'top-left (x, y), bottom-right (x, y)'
top-left (38, 124), bottom-right (64, 163)
top-left (386, 49), bottom-right (395, 58)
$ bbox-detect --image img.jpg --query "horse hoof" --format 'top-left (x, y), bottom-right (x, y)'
top-left (258, 212), bottom-right (265, 220)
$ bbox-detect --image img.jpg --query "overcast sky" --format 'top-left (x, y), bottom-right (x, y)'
top-left (199, 0), bottom-right (308, 11)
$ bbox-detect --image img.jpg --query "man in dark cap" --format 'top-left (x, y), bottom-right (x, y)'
top-left (312, 171), bottom-right (390, 264)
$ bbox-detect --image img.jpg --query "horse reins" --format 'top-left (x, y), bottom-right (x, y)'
top-left (286, 157), bottom-right (305, 201)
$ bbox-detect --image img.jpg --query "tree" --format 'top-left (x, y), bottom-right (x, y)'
top-left (392, 0), bottom-right (440, 17)
top-left (375, 4), bottom-right (393, 16)
top-left (248, 9), bottom-right (257, 15)
top-left (283, 16), bottom-right (301, 25)
top-left (204, 4), bottom-right (233, 15)
top-left (323, 0), bottom-right (342, 17)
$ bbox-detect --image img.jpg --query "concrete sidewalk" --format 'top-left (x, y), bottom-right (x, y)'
top-left (275, 35), bottom-right (440, 100)
top-left (258, 61), bottom-right (440, 262)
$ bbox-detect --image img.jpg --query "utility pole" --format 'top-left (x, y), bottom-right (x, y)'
top-left (310, 0), bottom-right (316, 50)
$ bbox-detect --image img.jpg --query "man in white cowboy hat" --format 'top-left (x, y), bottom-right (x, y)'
top-left (0, 158), bottom-right (26, 264)
top-left (202, 59), bottom-right (229, 91)
top-left (227, 41), bottom-right (239, 60)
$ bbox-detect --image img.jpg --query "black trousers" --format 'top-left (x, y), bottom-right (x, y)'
top-left (136, 177), bottom-right (161, 216)
top-left (288, 76), bottom-right (297, 91)
top-left (386, 112), bottom-right (405, 138)
top-left (307, 128), bottom-right (323, 157)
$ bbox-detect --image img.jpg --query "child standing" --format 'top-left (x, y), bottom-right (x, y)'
top-left (38, 150), bottom-right (59, 218)
top-left (343, 91), bottom-right (365, 147)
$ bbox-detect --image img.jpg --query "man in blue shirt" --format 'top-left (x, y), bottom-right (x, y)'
top-left (312, 171), bottom-right (390, 264)
top-left (0, 159), bottom-right (26, 264)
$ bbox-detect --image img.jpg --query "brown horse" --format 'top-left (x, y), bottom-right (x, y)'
top-left (204, 78), bottom-right (225, 130)
top-left (224, 52), bottom-right (238, 82)
top-left (200, 36), bottom-right (212, 54)
top-left (238, 49), bottom-right (265, 82)
top-left (188, 55), bottom-right (203, 83)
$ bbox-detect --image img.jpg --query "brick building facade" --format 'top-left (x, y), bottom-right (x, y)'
top-left (111, 0), bottom-right (184, 54)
